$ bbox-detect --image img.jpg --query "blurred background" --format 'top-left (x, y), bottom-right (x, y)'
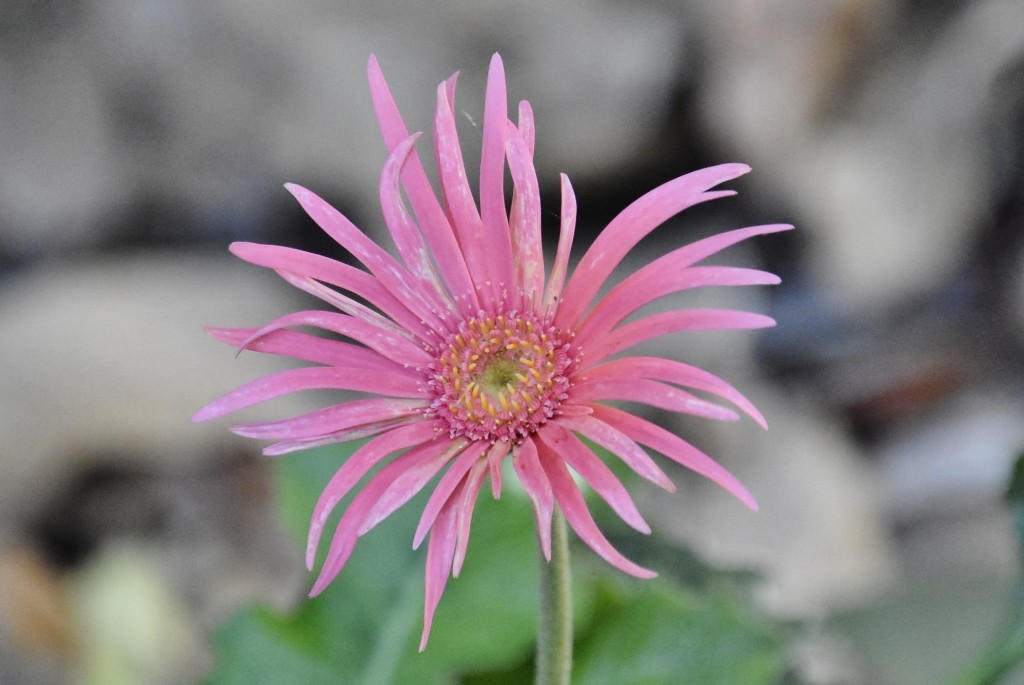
top-left (2, 0), bottom-right (1024, 683)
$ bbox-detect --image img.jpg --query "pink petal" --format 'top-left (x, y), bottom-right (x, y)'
top-left (240, 309), bottom-right (432, 368)
top-left (377, 132), bottom-right (455, 303)
top-left (513, 438), bottom-right (553, 560)
top-left (584, 309), bottom-right (777, 364)
top-left (273, 270), bottom-right (411, 339)
top-left (312, 437), bottom-right (451, 598)
top-left (193, 365), bottom-right (424, 423)
top-left (554, 163), bottom-right (751, 330)
top-left (582, 356), bottom-right (767, 428)
top-left (516, 100), bottom-right (535, 156)
top-left (230, 397), bottom-right (427, 440)
top-left (543, 174), bottom-right (577, 317)
top-left (478, 54), bottom-right (515, 292)
top-left (506, 124), bottom-right (545, 307)
top-left (358, 438), bottom-right (468, 536)
top-left (414, 441), bottom-right (489, 549)
top-left (575, 266), bottom-right (781, 348)
top-left (433, 81), bottom-right (494, 306)
top-left (285, 184), bottom-right (451, 334)
top-left (421, 495), bottom-right (458, 651)
top-left (368, 56), bottom-right (478, 313)
top-left (591, 404), bottom-right (758, 511)
top-left (571, 378), bottom-right (740, 422)
top-left (261, 416), bottom-right (425, 457)
top-left (306, 420), bottom-right (445, 569)
top-left (452, 457), bottom-right (489, 577)
top-left (536, 423), bottom-right (651, 534)
top-left (553, 413), bottom-right (674, 491)
top-left (229, 242), bottom-right (431, 340)
top-left (486, 440), bottom-right (507, 499)
top-left (534, 439), bottom-right (656, 579)
top-left (205, 326), bottom-right (414, 373)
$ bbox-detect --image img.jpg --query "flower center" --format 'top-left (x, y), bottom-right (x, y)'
top-left (428, 310), bottom-right (575, 442)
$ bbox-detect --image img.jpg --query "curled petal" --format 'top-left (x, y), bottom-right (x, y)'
top-left (285, 183), bottom-right (451, 334)
top-left (555, 163), bottom-right (751, 330)
top-left (368, 56), bottom-right (478, 312)
top-left (421, 495), bottom-right (458, 651)
top-left (479, 53), bottom-right (515, 291)
top-left (452, 458), bottom-right (489, 577)
top-left (571, 378), bottom-right (740, 422)
top-left (311, 437), bottom-right (452, 597)
top-left (506, 124), bottom-right (544, 307)
top-left (513, 438), bottom-right (553, 560)
top-left (231, 398), bottom-right (427, 440)
top-left (193, 366), bottom-right (424, 422)
top-left (575, 266), bottom-right (781, 347)
top-left (240, 309), bottom-right (432, 368)
top-left (543, 174), bottom-right (577, 317)
top-left (536, 423), bottom-right (651, 533)
top-left (584, 309), bottom-right (776, 365)
top-left (204, 326), bottom-right (414, 374)
top-left (306, 420), bottom-right (444, 569)
top-left (554, 412), bottom-right (674, 491)
top-left (591, 404), bottom-right (758, 511)
top-left (582, 356), bottom-right (767, 428)
top-left (535, 438), bottom-right (656, 578)
top-left (414, 441), bottom-right (489, 549)
top-left (486, 440), bottom-right (508, 499)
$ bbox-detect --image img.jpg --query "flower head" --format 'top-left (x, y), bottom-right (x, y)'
top-left (194, 54), bottom-right (791, 649)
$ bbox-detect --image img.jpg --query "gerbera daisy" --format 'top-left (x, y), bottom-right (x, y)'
top-left (194, 53), bottom-right (790, 649)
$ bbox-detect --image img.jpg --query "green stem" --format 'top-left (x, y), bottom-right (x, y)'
top-left (536, 507), bottom-right (572, 685)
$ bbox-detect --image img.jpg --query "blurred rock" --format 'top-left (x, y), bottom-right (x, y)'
top-left (697, 0), bottom-right (1024, 314)
top-left (647, 386), bottom-right (897, 619)
top-left (0, 0), bottom-right (685, 259)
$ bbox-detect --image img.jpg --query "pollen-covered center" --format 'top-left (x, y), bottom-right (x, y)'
top-left (428, 310), bottom-right (575, 442)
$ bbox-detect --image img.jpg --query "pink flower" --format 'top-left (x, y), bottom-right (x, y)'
top-left (194, 54), bottom-right (791, 649)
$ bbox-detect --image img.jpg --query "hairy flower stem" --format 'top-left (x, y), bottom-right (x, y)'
top-left (536, 507), bottom-right (572, 685)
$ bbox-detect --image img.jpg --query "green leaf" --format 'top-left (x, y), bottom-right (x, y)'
top-left (572, 579), bottom-right (784, 685)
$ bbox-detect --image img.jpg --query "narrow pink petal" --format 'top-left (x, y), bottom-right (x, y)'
top-left (486, 440), bottom-right (507, 499)
top-left (543, 174), bottom-right (577, 317)
top-left (240, 309), bottom-right (432, 368)
top-left (311, 436), bottom-right (452, 597)
top-left (479, 54), bottom-right (515, 293)
top-left (534, 439), bottom-right (656, 578)
top-left (421, 496), bottom-right (458, 651)
top-left (517, 100), bottom-right (535, 157)
top-left (285, 184), bottom-right (451, 334)
top-left (193, 366), bottom-right (425, 423)
top-left (591, 404), bottom-right (758, 511)
top-left (433, 82), bottom-right (492, 301)
top-left (261, 416), bottom-right (424, 457)
top-left (582, 356), bottom-right (767, 428)
top-left (452, 458), bottom-right (489, 577)
top-left (230, 397), bottom-right (427, 440)
top-left (513, 438), bottom-right (553, 560)
top-left (575, 266), bottom-right (781, 348)
top-left (554, 163), bottom-right (751, 330)
top-left (584, 309), bottom-right (777, 365)
top-left (553, 413), bottom-right (674, 491)
top-left (205, 326), bottom-right (416, 373)
top-left (506, 124), bottom-right (545, 307)
top-left (274, 270), bottom-right (410, 339)
top-left (229, 242), bottom-right (431, 340)
top-left (367, 56), bottom-right (478, 313)
top-left (571, 378), bottom-right (740, 422)
top-left (378, 132), bottom-right (458, 310)
top-left (358, 438), bottom-right (467, 536)
top-left (306, 420), bottom-right (444, 569)
top-left (414, 441), bottom-right (489, 549)
top-left (536, 423), bottom-right (651, 534)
